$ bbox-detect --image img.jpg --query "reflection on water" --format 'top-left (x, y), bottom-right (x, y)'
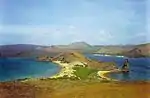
top-left (109, 69), bottom-right (150, 81)
top-left (122, 72), bottom-right (130, 80)
top-left (109, 72), bottom-right (131, 81)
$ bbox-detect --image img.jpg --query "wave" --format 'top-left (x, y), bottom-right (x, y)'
top-left (93, 54), bottom-right (125, 58)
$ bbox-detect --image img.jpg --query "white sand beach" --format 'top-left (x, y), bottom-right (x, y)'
top-left (97, 69), bottom-right (120, 81)
top-left (50, 61), bottom-right (77, 78)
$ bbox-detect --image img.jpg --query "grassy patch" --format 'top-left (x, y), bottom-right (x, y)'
top-left (73, 67), bottom-right (98, 80)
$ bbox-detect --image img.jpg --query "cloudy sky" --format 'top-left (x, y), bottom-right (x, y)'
top-left (0, 0), bottom-right (148, 45)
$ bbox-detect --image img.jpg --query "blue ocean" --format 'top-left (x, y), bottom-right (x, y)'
top-left (0, 58), bottom-right (60, 82)
top-left (0, 55), bottom-right (150, 81)
top-left (86, 54), bottom-right (150, 81)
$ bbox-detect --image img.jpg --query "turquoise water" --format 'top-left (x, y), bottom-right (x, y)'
top-left (86, 54), bottom-right (150, 81)
top-left (0, 58), bottom-right (60, 82)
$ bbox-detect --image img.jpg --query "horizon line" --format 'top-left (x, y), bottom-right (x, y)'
top-left (0, 41), bottom-right (149, 46)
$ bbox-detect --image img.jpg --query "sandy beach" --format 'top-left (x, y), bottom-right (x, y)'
top-left (21, 60), bottom-right (87, 82)
top-left (51, 60), bottom-right (120, 81)
top-left (21, 60), bottom-right (78, 82)
top-left (97, 69), bottom-right (121, 81)
top-left (50, 61), bottom-right (77, 78)
top-left (97, 71), bottom-right (112, 80)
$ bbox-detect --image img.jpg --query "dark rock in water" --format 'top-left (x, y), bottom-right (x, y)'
top-left (121, 59), bottom-right (129, 71)
top-left (121, 69), bottom-right (129, 73)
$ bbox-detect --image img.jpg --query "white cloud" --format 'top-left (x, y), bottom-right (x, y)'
top-left (0, 24), bottom-right (146, 45)
top-left (0, 25), bottom-right (87, 45)
top-left (69, 25), bottom-right (76, 29)
top-left (0, 25), bottom-right (115, 45)
top-left (134, 32), bottom-right (147, 37)
top-left (0, 25), bottom-right (53, 34)
top-left (92, 30), bottom-right (114, 42)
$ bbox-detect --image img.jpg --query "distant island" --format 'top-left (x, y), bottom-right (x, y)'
top-left (0, 42), bottom-right (150, 58)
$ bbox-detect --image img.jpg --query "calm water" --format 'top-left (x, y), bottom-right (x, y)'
top-left (0, 58), bottom-right (60, 81)
top-left (86, 54), bottom-right (150, 81)
top-left (1, 55), bottom-right (150, 82)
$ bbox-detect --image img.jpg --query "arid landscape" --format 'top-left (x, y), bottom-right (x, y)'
top-left (1, 42), bottom-right (150, 58)
top-left (0, 47), bottom-right (150, 98)
top-left (0, 0), bottom-right (149, 98)
top-left (0, 80), bottom-right (150, 98)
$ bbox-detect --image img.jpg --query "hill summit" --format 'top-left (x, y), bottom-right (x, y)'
top-left (67, 42), bottom-right (91, 49)
top-left (52, 52), bottom-right (117, 70)
top-left (52, 52), bottom-right (89, 63)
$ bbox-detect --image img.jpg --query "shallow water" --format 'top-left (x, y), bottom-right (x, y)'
top-left (0, 57), bottom-right (60, 81)
top-left (86, 54), bottom-right (150, 81)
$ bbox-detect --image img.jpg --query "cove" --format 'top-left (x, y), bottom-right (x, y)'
top-left (86, 54), bottom-right (150, 81)
top-left (0, 57), bottom-right (60, 82)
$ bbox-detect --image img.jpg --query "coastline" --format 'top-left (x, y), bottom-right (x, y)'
top-left (13, 60), bottom-right (80, 82)
top-left (51, 60), bottom-right (120, 81)
top-left (49, 61), bottom-right (77, 79)
top-left (93, 53), bottom-right (126, 58)
top-left (21, 60), bottom-right (119, 82)
top-left (19, 61), bottom-right (64, 82)
top-left (97, 69), bottom-right (121, 81)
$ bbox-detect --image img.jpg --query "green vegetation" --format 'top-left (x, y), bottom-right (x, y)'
top-left (73, 67), bottom-right (99, 80)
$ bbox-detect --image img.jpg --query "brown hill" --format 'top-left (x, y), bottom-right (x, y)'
top-left (95, 45), bottom-right (134, 55)
top-left (0, 42), bottom-right (93, 57)
top-left (67, 42), bottom-right (91, 49)
top-left (52, 42), bottom-right (91, 49)
top-left (52, 52), bottom-right (117, 70)
top-left (43, 42), bottom-right (94, 54)
top-left (123, 43), bottom-right (150, 57)
top-left (52, 52), bottom-right (89, 63)
top-left (95, 43), bottom-right (150, 57)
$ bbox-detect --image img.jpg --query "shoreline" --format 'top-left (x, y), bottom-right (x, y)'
top-left (20, 61), bottom-right (121, 82)
top-left (1, 60), bottom-right (150, 83)
top-left (17, 61), bottom-right (64, 82)
top-left (97, 69), bottom-right (121, 81)
top-left (51, 60), bottom-right (120, 81)
top-left (1, 55), bottom-right (150, 83)
top-left (97, 71), bottom-right (112, 81)
top-left (1, 60), bottom-right (77, 83)
top-left (49, 61), bottom-right (77, 79)
top-left (93, 53), bottom-right (126, 58)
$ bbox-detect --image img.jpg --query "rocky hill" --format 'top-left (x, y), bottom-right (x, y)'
top-left (52, 52), bottom-right (117, 70)
top-left (123, 43), bottom-right (150, 57)
top-left (67, 42), bottom-right (92, 49)
top-left (0, 42), bottom-right (150, 58)
top-left (95, 47), bottom-right (126, 55)
top-left (52, 52), bottom-right (89, 63)
top-left (44, 42), bottom-right (95, 53)
top-left (95, 43), bottom-right (150, 57)
top-left (0, 44), bottom-right (57, 57)
top-left (94, 45), bottom-right (134, 55)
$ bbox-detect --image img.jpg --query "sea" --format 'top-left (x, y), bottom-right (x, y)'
top-left (0, 54), bottom-right (150, 82)
top-left (0, 57), bottom-right (60, 82)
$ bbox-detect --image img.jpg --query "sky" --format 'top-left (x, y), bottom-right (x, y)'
top-left (0, 0), bottom-right (148, 45)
